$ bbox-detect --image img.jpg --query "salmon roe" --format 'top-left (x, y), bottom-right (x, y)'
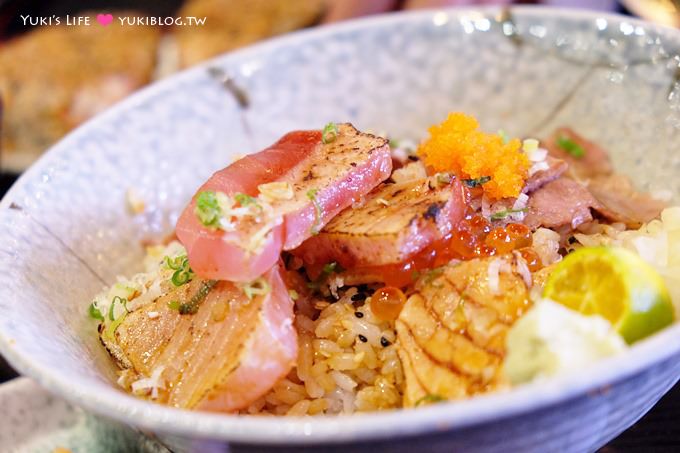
top-left (416, 113), bottom-right (530, 199)
top-left (358, 215), bottom-right (540, 287)
top-left (370, 287), bottom-right (407, 321)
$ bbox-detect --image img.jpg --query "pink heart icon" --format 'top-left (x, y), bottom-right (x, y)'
top-left (96, 13), bottom-right (113, 26)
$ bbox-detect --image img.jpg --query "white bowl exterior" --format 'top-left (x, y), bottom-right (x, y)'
top-left (0, 6), bottom-right (679, 450)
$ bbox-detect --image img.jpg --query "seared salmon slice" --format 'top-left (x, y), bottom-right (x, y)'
top-left (106, 264), bottom-right (296, 412)
top-left (293, 176), bottom-right (467, 270)
top-left (396, 257), bottom-right (531, 406)
top-left (176, 124), bottom-right (391, 282)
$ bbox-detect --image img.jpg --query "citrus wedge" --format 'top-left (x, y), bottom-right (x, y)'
top-left (543, 247), bottom-right (674, 344)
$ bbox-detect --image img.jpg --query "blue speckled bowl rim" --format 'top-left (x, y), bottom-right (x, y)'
top-left (1, 6), bottom-right (679, 445)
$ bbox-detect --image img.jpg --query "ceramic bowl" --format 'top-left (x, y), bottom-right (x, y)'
top-left (1, 6), bottom-right (680, 453)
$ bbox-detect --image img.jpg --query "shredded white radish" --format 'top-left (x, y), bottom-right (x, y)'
top-left (532, 228), bottom-right (562, 266)
top-left (513, 251), bottom-right (533, 288)
top-left (528, 148), bottom-right (548, 162)
top-left (509, 193), bottom-right (530, 222)
top-left (487, 258), bottom-right (503, 294)
top-left (481, 195), bottom-right (492, 219)
top-left (512, 194), bottom-right (529, 211)
top-left (529, 160), bottom-right (550, 177)
top-left (131, 366), bottom-right (166, 399)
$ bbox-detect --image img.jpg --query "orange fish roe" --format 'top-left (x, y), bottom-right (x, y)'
top-left (417, 112), bottom-right (530, 199)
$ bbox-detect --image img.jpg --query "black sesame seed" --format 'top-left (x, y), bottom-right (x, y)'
top-left (408, 155), bottom-right (420, 161)
top-left (351, 292), bottom-right (367, 302)
top-left (380, 337), bottom-right (391, 347)
top-left (354, 311), bottom-right (364, 318)
top-left (358, 334), bottom-right (368, 343)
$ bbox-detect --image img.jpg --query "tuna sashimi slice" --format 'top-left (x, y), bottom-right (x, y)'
top-left (176, 124), bottom-right (391, 282)
top-left (109, 264), bottom-right (296, 412)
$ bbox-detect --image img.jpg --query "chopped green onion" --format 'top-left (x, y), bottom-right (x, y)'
top-left (288, 289), bottom-right (299, 301)
top-left (234, 192), bottom-right (259, 207)
top-left (175, 280), bottom-right (218, 315)
top-left (195, 191), bottom-right (221, 228)
top-left (423, 267), bottom-right (445, 284)
top-left (164, 255), bottom-right (185, 271)
top-left (322, 261), bottom-right (343, 274)
top-left (490, 207), bottom-right (528, 221)
top-left (522, 138), bottom-right (539, 153)
top-left (104, 311), bottom-right (127, 341)
top-left (462, 176), bottom-right (492, 188)
top-left (322, 122), bottom-right (338, 144)
top-left (172, 269), bottom-right (192, 286)
top-left (108, 296), bottom-right (127, 321)
top-left (167, 300), bottom-right (181, 310)
top-left (104, 297), bottom-right (128, 341)
top-left (88, 302), bottom-right (104, 321)
top-left (168, 256), bottom-right (194, 287)
top-left (388, 138), bottom-right (400, 148)
top-left (307, 188), bottom-right (322, 235)
top-left (435, 173), bottom-right (453, 186)
top-left (243, 277), bottom-right (271, 300)
top-left (556, 136), bottom-right (585, 158)
top-left (498, 129), bottom-right (510, 145)
top-left (415, 393), bottom-right (445, 407)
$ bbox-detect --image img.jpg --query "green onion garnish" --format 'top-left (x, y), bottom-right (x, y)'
top-left (490, 207), bottom-right (528, 221)
top-left (242, 277), bottom-right (271, 301)
top-left (170, 280), bottom-right (218, 315)
top-left (104, 296), bottom-right (129, 340)
top-left (415, 394), bottom-right (445, 407)
top-left (234, 192), bottom-right (258, 207)
top-left (108, 296), bottom-right (127, 321)
top-left (322, 122), bottom-right (338, 144)
top-left (165, 255), bottom-right (184, 271)
top-left (462, 176), bottom-right (492, 188)
top-left (322, 261), bottom-right (342, 274)
top-left (423, 267), bottom-right (445, 284)
top-left (288, 289), bottom-right (299, 301)
top-left (498, 129), bottom-right (510, 145)
top-left (307, 188), bottom-right (322, 235)
top-left (171, 269), bottom-right (192, 286)
top-left (195, 191), bottom-right (221, 228)
top-left (167, 255), bottom-right (194, 287)
top-left (88, 302), bottom-right (104, 321)
top-left (435, 173), bottom-right (453, 186)
top-left (556, 136), bottom-right (585, 158)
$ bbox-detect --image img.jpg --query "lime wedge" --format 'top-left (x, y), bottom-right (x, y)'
top-left (543, 247), bottom-right (674, 344)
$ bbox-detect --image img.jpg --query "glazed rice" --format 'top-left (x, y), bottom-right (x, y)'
top-left (240, 288), bottom-right (404, 415)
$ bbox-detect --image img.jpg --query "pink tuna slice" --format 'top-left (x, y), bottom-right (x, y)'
top-left (176, 124), bottom-right (392, 282)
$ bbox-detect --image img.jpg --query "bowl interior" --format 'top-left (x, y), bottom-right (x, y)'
top-left (1, 5), bottom-right (680, 443)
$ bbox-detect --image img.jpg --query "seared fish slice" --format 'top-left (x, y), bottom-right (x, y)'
top-left (104, 265), bottom-right (296, 412)
top-left (396, 257), bottom-right (531, 406)
top-left (293, 176), bottom-right (467, 269)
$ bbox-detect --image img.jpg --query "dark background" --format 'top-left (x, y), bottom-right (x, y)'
top-left (0, 1), bottom-right (678, 451)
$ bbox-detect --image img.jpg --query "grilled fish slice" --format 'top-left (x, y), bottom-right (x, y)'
top-left (176, 124), bottom-right (391, 282)
top-left (105, 264), bottom-right (296, 412)
top-left (293, 176), bottom-right (467, 270)
top-left (396, 257), bottom-right (531, 406)
top-left (545, 127), bottom-right (613, 180)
